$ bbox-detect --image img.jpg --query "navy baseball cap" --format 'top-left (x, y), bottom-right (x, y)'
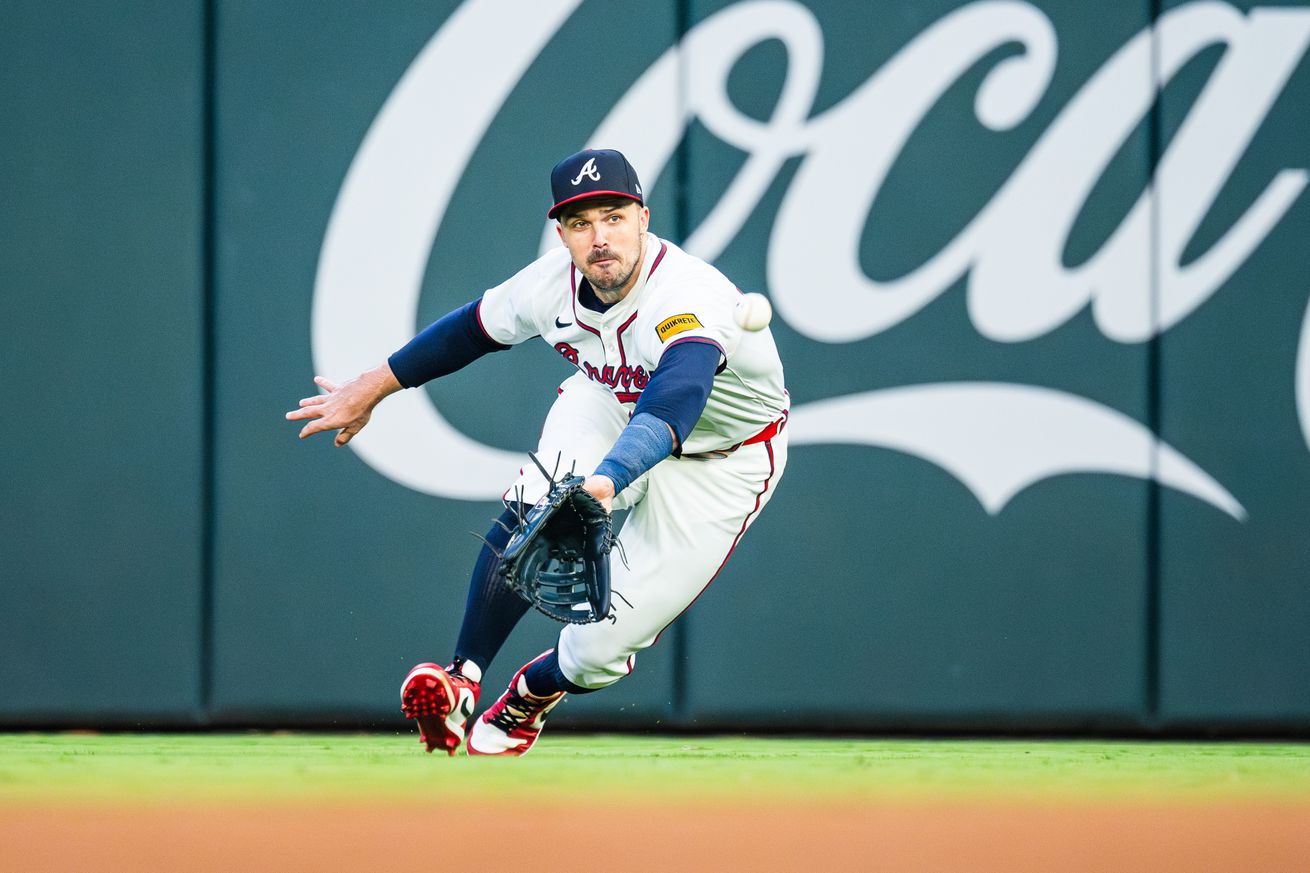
top-left (547, 148), bottom-right (644, 220)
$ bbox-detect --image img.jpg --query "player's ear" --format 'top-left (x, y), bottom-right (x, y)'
top-left (556, 221), bottom-right (564, 242)
top-left (639, 206), bottom-right (649, 232)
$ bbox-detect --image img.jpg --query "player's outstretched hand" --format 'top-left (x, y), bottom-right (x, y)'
top-left (285, 364), bottom-right (402, 447)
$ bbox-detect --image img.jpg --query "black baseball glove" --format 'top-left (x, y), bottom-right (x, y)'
top-left (498, 457), bottom-right (614, 624)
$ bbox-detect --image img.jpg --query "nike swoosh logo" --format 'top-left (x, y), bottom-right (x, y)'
top-left (555, 317), bottom-right (572, 329)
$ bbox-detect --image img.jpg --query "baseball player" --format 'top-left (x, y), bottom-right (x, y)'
top-left (287, 149), bottom-right (788, 755)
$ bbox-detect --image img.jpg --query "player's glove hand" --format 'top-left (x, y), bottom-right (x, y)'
top-left (499, 457), bottom-right (613, 624)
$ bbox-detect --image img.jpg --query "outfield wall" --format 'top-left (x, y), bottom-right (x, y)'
top-left (3, 0), bottom-right (1309, 733)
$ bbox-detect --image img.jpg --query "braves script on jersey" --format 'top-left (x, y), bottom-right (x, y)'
top-left (478, 233), bottom-right (787, 455)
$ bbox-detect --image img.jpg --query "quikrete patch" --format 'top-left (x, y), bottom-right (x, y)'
top-left (656, 313), bottom-right (703, 342)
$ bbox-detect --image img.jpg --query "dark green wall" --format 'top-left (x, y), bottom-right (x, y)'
top-left (1155, 0), bottom-right (1310, 727)
top-left (3, 0), bottom-right (1308, 733)
top-left (0, 2), bottom-right (206, 722)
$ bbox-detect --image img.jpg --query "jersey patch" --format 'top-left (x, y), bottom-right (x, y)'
top-left (656, 313), bottom-right (703, 343)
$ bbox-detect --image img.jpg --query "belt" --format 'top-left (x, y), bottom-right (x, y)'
top-left (681, 410), bottom-right (788, 460)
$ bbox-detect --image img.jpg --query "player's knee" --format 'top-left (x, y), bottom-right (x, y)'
top-left (556, 639), bottom-right (635, 690)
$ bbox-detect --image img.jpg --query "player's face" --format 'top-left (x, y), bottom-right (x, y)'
top-left (556, 200), bottom-right (650, 298)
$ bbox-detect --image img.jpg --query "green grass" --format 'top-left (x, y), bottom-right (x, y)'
top-left (1, 733), bottom-right (1308, 807)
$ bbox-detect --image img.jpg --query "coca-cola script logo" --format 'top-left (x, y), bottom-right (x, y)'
top-left (313, 0), bottom-right (1310, 514)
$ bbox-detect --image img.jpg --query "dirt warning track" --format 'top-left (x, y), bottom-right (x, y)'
top-left (3, 801), bottom-right (1308, 873)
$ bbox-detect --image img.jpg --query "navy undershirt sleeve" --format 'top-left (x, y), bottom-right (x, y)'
top-left (387, 299), bottom-right (509, 389)
top-left (633, 338), bottom-right (721, 449)
top-left (592, 340), bottom-right (719, 493)
top-left (593, 413), bottom-right (674, 494)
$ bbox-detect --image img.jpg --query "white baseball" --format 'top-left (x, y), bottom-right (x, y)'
top-left (734, 292), bottom-right (773, 331)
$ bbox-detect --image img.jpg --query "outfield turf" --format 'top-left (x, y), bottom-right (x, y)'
top-left (2, 732), bottom-right (1308, 806)
top-left (4, 733), bottom-right (1309, 872)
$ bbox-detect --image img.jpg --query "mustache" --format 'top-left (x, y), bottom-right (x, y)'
top-left (587, 249), bottom-right (620, 265)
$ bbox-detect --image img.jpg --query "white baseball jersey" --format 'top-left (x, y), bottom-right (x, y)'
top-left (477, 233), bottom-right (787, 454)
top-left (477, 232), bottom-right (789, 689)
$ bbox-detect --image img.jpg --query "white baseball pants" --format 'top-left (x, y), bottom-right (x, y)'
top-left (507, 372), bottom-right (787, 688)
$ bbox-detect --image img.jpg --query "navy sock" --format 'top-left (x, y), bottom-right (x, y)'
top-left (453, 505), bottom-right (530, 675)
top-left (522, 648), bottom-right (595, 696)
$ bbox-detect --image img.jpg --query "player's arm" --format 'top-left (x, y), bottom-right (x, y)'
top-left (387, 299), bottom-right (510, 387)
top-left (286, 299), bottom-right (509, 446)
top-left (585, 338), bottom-right (721, 508)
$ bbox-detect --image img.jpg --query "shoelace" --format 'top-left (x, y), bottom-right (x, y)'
top-left (488, 688), bottom-right (556, 733)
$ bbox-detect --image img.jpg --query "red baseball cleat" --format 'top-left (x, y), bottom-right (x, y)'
top-left (467, 656), bottom-right (565, 757)
top-left (400, 662), bottom-right (480, 755)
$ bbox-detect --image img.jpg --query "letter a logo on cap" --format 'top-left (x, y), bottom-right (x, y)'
top-left (570, 158), bottom-right (601, 185)
top-left (548, 148), bottom-right (644, 219)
